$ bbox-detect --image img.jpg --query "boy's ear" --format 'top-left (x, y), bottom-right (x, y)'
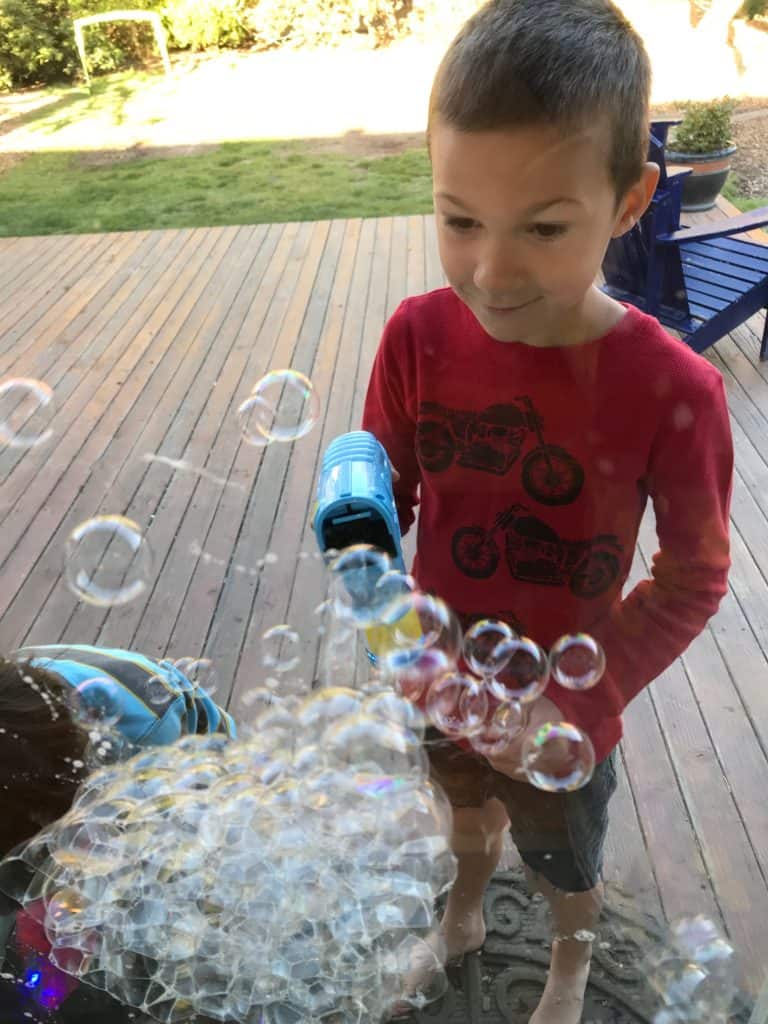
top-left (612, 162), bottom-right (661, 237)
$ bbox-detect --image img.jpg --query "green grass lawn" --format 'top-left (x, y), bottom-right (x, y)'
top-left (0, 134), bottom-right (764, 238)
top-left (0, 141), bottom-right (435, 237)
top-left (722, 175), bottom-right (768, 213)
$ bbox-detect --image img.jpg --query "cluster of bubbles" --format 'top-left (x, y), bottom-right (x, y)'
top-left (52, 369), bottom-right (317, 609)
top-left (647, 916), bottom-right (738, 1023)
top-left (326, 544), bottom-right (604, 793)
top-left (3, 685), bottom-right (454, 1024)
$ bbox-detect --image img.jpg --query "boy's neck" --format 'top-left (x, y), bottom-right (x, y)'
top-left (532, 289), bottom-right (628, 349)
top-left (470, 288), bottom-right (628, 350)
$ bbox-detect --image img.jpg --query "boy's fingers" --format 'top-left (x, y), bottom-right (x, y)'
top-left (390, 464), bottom-right (401, 482)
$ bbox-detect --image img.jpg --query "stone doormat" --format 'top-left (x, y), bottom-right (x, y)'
top-left (406, 869), bottom-right (753, 1024)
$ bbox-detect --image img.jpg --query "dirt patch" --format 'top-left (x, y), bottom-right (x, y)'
top-left (76, 141), bottom-right (220, 166)
top-left (302, 130), bottom-right (426, 157)
top-left (731, 111), bottom-right (768, 197)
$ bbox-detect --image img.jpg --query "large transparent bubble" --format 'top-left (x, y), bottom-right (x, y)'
top-left (237, 369), bottom-right (320, 445)
top-left (549, 633), bottom-right (606, 691)
top-left (488, 636), bottom-right (549, 705)
top-left (0, 376), bottom-right (55, 449)
top-left (64, 515), bottom-right (153, 607)
top-left (425, 671), bottom-right (488, 738)
top-left (522, 721), bottom-right (596, 792)
top-left (329, 544), bottom-right (393, 628)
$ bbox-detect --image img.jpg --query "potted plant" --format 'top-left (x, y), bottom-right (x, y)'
top-left (666, 97), bottom-right (737, 211)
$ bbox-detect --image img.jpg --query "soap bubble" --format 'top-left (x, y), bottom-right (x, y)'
top-left (522, 722), bottom-right (595, 792)
top-left (360, 691), bottom-right (427, 739)
top-left (648, 916), bottom-right (738, 1024)
top-left (469, 699), bottom-right (527, 757)
top-left (382, 591), bottom-right (462, 662)
top-left (330, 545), bottom-right (392, 627)
top-left (323, 714), bottom-right (428, 778)
top-left (549, 633), bottom-right (605, 691)
top-left (425, 672), bottom-right (488, 738)
top-left (73, 678), bottom-right (123, 728)
top-left (463, 619), bottom-right (516, 679)
top-left (173, 657), bottom-right (218, 695)
top-left (375, 570), bottom-right (417, 608)
top-left (380, 647), bottom-right (454, 704)
top-left (146, 675), bottom-right (174, 708)
top-left (262, 625), bottom-right (302, 674)
top-left (3, 676), bottom-right (456, 1024)
top-left (238, 370), bottom-right (320, 444)
top-left (0, 376), bottom-right (55, 449)
top-left (237, 394), bottom-right (273, 447)
top-left (488, 636), bottom-right (549, 704)
top-left (64, 515), bottom-right (153, 607)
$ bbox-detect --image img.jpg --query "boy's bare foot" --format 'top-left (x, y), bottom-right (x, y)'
top-left (440, 904), bottom-right (486, 961)
top-left (529, 937), bottom-right (591, 1024)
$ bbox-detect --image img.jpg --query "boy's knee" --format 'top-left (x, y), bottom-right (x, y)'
top-left (451, 797), bottom-right (510, 853)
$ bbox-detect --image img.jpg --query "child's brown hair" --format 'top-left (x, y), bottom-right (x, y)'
top-left (428, 0), bottom-right (652, 199)
top-left (0, 659), bottom-right (88, 856)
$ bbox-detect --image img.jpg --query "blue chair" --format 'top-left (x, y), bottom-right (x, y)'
top-left (602, 121), bottom-right (768, 360)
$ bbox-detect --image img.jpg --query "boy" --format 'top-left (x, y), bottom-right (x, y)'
top-left (363, 1), bottom-right (733, 1021)
top-left (0, 645), bottom-right (235, 1021)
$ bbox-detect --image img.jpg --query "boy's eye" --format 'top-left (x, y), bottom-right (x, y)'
top-left (530, 223), bottom-right (568, 239)
top-left (444, 216), bottom-right (478, 232)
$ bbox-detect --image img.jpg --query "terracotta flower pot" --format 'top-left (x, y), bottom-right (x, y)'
top-left (665, 145), bottom-right (738, 212)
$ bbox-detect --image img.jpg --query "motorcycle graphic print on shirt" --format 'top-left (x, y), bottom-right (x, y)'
top-left (452, 504), bottom-right (623, 599)
top-left (416, 399), bottom-right (584, 506)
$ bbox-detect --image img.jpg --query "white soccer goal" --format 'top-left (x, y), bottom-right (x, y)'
top-left (73, 9), bottom-right (172, 87)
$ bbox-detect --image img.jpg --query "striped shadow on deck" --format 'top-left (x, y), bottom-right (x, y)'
top-left (1, 212), bottom-right (767, 997)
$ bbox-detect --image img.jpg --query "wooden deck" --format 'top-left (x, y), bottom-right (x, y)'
top-left (2, 210), bottom-right (768, 999)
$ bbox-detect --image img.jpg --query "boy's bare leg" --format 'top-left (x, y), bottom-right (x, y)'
top-left (525, 866), bottom-right (602, 1024)
top-left (441, 798), bottom-right (509, 959)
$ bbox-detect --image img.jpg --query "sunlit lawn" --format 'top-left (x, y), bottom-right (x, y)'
top-left (0, 142), bottom-right (435, 236)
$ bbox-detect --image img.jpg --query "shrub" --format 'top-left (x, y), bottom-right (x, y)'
top-left (248, 0), bottom-right (411, 50)
top-left (163, 0), bottom-right (252, 50)
top-left (0, 0), bottom-right (79, 89)
top-left (740, 0), bottom-right (767, 18)
top-left (670, 98), bottom-right (735, 154)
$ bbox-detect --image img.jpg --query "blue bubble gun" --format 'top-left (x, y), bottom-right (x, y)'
top-left (314, 431), bottom-right (425, 663)
top-left (313, 430), bottom-right (406, 571)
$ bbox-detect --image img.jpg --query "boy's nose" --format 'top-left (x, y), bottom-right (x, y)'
top-left (473, 245), bottom-right (527, 300)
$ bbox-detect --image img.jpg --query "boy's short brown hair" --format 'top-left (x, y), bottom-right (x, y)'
top-left (428, 0), bottom-right (652, 199)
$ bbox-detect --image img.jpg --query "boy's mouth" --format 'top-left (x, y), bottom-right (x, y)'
top-left (484, 297), bottom-right (541, 314)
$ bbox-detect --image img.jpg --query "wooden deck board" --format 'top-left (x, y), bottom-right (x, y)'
top-left (1, 212), bottom-right (767, 996)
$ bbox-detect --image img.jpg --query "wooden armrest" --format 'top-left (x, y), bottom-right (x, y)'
top-left (657, 206), bottom-right (768, 245)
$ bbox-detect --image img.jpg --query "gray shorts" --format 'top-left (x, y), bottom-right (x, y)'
top-left (424, 727), bottom-right (617, 893)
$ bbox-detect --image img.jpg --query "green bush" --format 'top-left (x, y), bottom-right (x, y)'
top-left (248, 0), bottom-right (411, 50)
top-left (163, 0), bottom-right (251, 50)
top-left (0, 0), bottom-right (79, 89)
top-left (669, 97), bottom-right (735, 154)
top-left (740, 0), bottom-right (767, 18)
top-left (0, 0), bottom-right (420, 91)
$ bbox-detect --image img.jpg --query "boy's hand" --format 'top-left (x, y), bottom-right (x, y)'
top-left (389, 463), bottom-right (400, 483)
top-left (485, 694), bottom-right (566, 782)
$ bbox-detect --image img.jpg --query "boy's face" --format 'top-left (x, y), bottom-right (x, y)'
top-left (431, 118), bottom-right (658, 347)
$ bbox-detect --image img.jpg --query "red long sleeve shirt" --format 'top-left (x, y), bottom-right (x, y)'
top-left (362, 288), bottom-right (733, 762)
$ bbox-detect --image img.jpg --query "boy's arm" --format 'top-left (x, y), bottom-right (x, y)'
top-left (362, 302), bottom-right (420, 535)
top-left (548, 374), bottom-right (733, 739)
